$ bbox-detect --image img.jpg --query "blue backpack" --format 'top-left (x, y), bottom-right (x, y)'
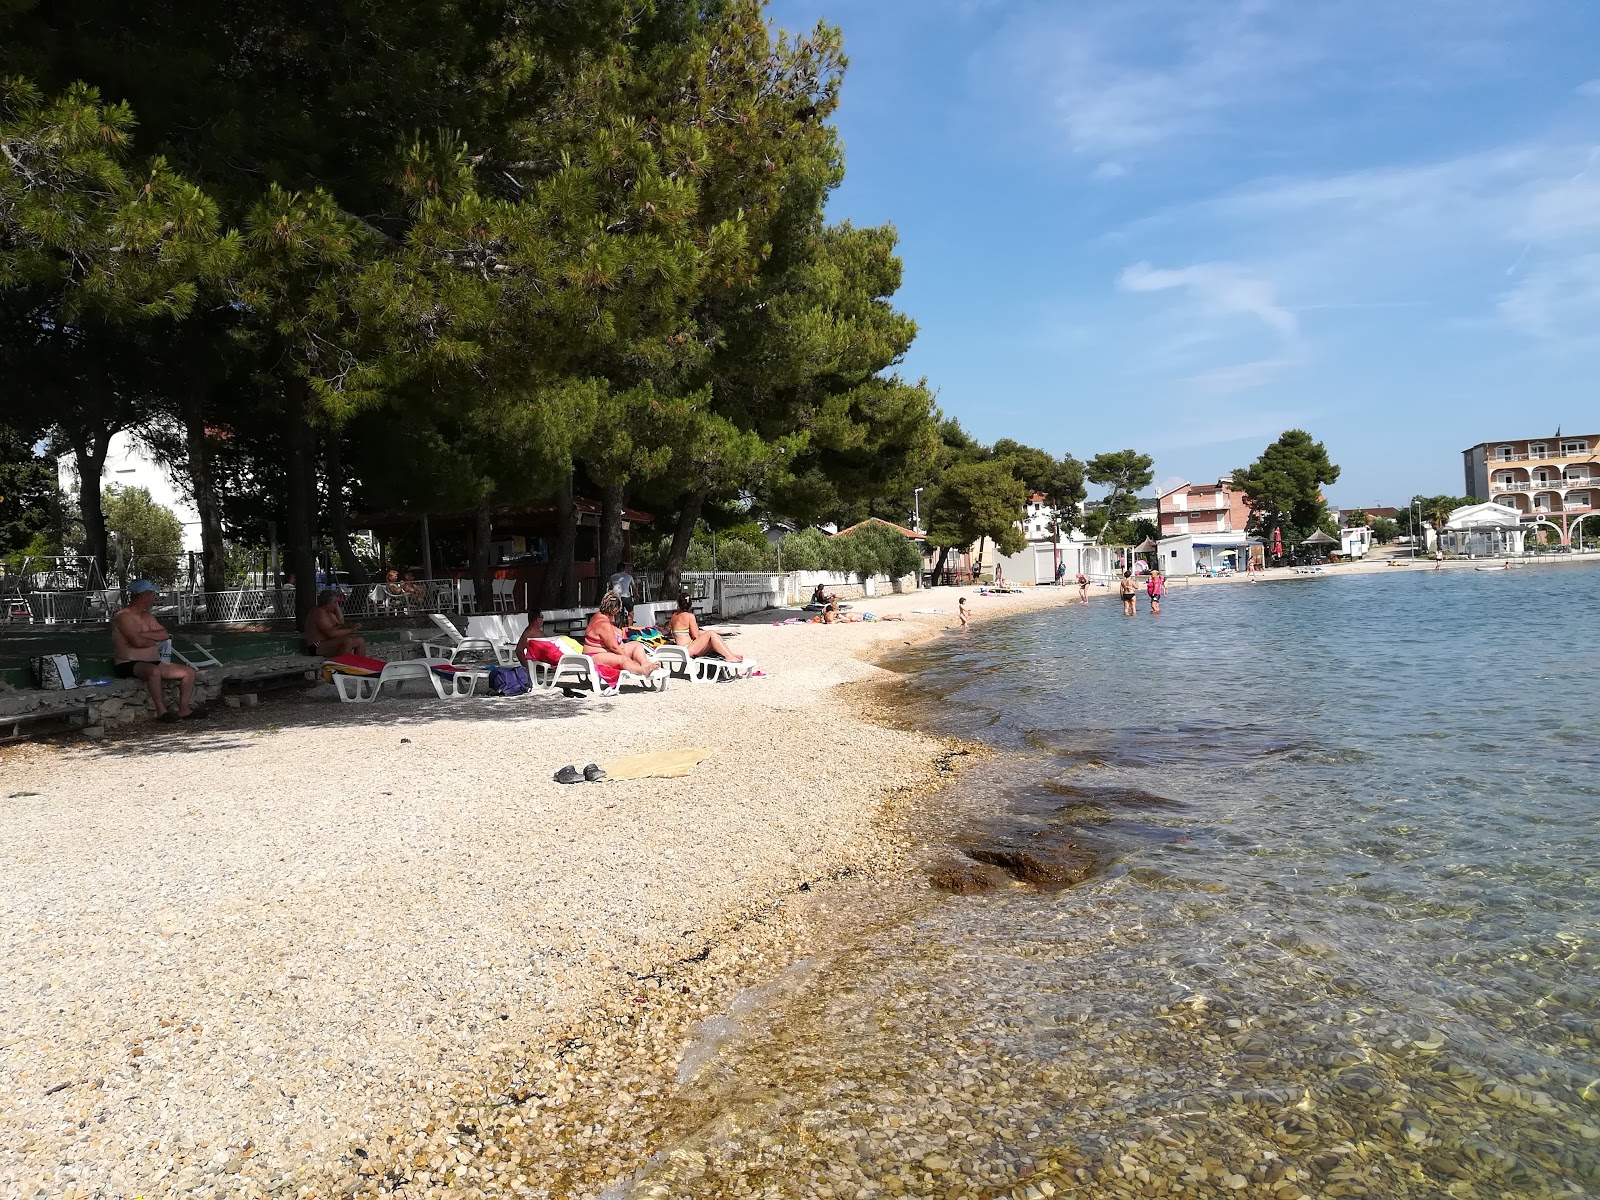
top-left (487, 665), bottom-right (532, 696)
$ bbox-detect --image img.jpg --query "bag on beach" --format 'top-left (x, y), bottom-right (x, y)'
top-left (29, 653), bottom-right (81, 690)
top-left (487, 664), bottom-right (532, 696)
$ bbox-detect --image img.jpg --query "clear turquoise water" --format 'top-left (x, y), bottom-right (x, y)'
top-left (622, 566), bottom-right (1600, 1198)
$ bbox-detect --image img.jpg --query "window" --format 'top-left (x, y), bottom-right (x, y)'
top-left (1570, 492), bottom-right (1591, 508)
top-left (1535, 469), bottom-right (1552, 484)
top-left (1173, 515), bottom-right (1189, 532)
top-left (1561, 439), bottom-right (1588, 455)
top-left (1495, 445), bottom-right (1513, 460)
top-left (1498, 474), bottom-right (1517, 486)
top-left (1529, 442), bottom-right (1547, 457)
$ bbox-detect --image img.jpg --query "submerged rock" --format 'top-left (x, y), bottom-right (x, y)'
top-left (962, 831), bottom-right (1103, 889)
top-left (928, 859), bottom-right (1011, 895)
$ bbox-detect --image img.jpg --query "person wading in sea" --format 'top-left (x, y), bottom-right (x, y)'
top-left (1120, 571), bottom-right (1138, 615)
top-left (1146, 568), bottom-right (1165, 614)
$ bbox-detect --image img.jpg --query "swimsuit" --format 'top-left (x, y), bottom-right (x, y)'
top-left (113, 661), bottom-right (146, 679)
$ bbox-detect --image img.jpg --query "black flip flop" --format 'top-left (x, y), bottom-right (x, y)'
top-left (553, 765), bottom-right (583, 784)
top-left (157, 712), bottom-right (180, 724)
top-left (182, 707), bottom-right (208, 720)
top-left (583, 763), bottom-right (607, 782)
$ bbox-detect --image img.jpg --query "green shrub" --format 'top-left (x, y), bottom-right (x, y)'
top-left (777, 527), bottom-right (836, 571)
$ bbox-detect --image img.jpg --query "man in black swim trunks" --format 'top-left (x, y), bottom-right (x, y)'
top-left (304, 589), bottom-right (366, 658)
top-left (111, 580), bottom-right (199, 722)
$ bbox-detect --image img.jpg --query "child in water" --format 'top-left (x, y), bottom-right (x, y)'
top-left (958, 597), bottom-right (971, 627)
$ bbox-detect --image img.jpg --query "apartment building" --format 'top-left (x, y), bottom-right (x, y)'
top-left (1462, 434), bottom-right (1599, 543)
top-left (1156, 478), bottom-right (1250, 537)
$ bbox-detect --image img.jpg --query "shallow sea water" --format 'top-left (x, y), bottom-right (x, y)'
top-left (620, 567), bottom-right (1600, 1199)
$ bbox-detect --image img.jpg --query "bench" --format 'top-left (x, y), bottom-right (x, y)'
top-left (1, 704), bottom-right (90, 745)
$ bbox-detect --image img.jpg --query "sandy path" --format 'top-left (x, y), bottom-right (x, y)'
top-left (0, 584), bottom-right (1080, 1199)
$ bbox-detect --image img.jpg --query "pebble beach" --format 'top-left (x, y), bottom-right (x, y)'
top-left (0, 585), bottom-right (1081, 1199)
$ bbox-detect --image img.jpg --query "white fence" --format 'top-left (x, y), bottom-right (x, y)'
top-left (646, 570), bottom-right (919, 617)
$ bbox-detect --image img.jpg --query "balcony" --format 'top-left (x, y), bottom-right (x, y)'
top-left (1492, 449), bottom-right (1594, 464)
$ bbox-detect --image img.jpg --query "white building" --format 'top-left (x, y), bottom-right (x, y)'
top-left (983, 495), bottom-right (1118, 582)
top-left (58, 432), bottom-right (202, 552)
top-left (1440, 501), bottom-right (1525, 557)
top-left (1340, 526), bottom-right (1373, 559)
top-left (1156, 530), bottom-right (1261, 576)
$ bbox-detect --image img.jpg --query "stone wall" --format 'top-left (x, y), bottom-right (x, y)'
top-left (0, 644), bottom-right (416, 740)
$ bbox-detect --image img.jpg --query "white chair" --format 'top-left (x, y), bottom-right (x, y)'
top-left (691, 656), bottom-right (759, 683)
top-left (422, 613), bottom-right (500, 665)
top-left (549, 653), bottom-right (668, 697)
top-left (454, 579), bottom-right (476, 614)
top-left (332, 659), bottom-right (488, 702)
top-left (463, 614), bottom-right (523, 666)
top-left (649, 645), bottom-right (693, 680)
top-left (492, 578), bottom-right (515, 612)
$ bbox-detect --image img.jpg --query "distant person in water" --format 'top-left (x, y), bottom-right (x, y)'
top-left (1146, 568), bottom-right (1165, 614)
top-left (665, 594), bottom-right (742, 661)
top-left (304, 589), bottom-right (366, 657)
top-left (958, 596), bottom-right (971, 627)
top-left (1120, 571), bottom-right (1138, 615)
top-left (1076, 572), bottom-right (1089, 602)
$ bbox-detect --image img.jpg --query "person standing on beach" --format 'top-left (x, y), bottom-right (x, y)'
top-left (1120, 571), bottom-right (1138, 615)
top-left (1146, 568), bottom-right (1165, 614)
top-left (1076, 572), bottom-right (1089, 602)
top-left (958, 596), bottom-right (970, 627)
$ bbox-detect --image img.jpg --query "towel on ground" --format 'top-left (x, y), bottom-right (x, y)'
top-left (601, 747), bottom-right (712, 779)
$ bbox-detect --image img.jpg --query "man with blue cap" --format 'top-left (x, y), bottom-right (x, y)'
top-left (111, 581), bottom-right (199, 722)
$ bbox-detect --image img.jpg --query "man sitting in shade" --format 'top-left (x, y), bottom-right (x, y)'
top-left (111, 580), bottom-right (200, 722)
top-left (303, 589), bottom-right (367, 658)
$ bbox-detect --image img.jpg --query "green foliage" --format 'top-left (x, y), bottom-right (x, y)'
top-left (1369, 517), bottom-right (1401, 543)
top-left (835, 520), bottom-right (923, 582)
top-left (1407, 494), bottom-right (1479, 531)
top-left (1233, 431), bottom-right (1341, 547)
top-left (0, 424), bottom-right (58, 556)
top-left (994, 439), bottom-right (1089, 536)
top-left (925, 459), bottom-right (1027, 557)
top-left (777, 527), bottom-right (836, 571)
top-left (103, 484), bottom-right (183, 583)
top-left (1086, 450), bottom-right (1155, 525)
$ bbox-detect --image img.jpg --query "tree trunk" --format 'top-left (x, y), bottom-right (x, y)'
top-left (324, 432), bottom-right (368, 588)
top-left (472, 506), bottom-right (493, 613)
top-left (283, 384), bottom-right (318, 631)
top-left (597, 480), bottom-right (626, 590)
top-left (659, 491), bottom-right (703, 601)
top-left (931, 545), bottom-right (951, 583)
top-left (75, 430), bottom-right (112, 584)
top-left (180, 387), bottom-right (227, 617)
top-left (539, 472), bottom-right (576, 611)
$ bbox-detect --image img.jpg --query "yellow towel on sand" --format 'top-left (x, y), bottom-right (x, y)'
top-left (601, 748), bottom-right (712, 780)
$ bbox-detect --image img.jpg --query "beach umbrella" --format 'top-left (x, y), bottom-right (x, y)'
top-left (1301, 531), bottom-right (1338, 545)
top-left (1132, 537), bottom-right (1158, 551)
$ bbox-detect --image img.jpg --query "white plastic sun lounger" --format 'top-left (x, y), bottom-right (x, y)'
top-left (332, 659), bottom-right (487, 702)
top-left (690, 656), bottom-right (758, 683)
top-left (549, 653), bottom-right (669, 697)
top-left (423, 613), bottom-right (504, 665)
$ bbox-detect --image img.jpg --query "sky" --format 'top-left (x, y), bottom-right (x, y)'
top-left (766, 0), bottom-right (1600, 506)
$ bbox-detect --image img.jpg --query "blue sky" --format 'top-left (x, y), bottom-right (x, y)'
top-left (767, 0), bottom-right (1600, 505)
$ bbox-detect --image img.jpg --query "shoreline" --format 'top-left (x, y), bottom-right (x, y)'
top-left (0, 584), bottom-right (1080, 1199)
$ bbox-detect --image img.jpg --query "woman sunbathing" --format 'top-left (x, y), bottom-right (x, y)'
top-left (665, 595), bottom-right (742, 661)
top-left (584, 593), bottom-right (657, 676)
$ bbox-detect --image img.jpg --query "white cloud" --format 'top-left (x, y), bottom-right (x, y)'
top-left (1576, 79), bottom-right (1600, 97)
top-left (1499, 254), bottom-right (1600, 340)
top-left (1091, 161), bottom-right (1127, 181)
top-left (1186, 356), bottom-right (1299, 394)
top-left (1119, 261), bottom-right (1300, 340)
top-left (971, 0), bottom-right (1548, 162)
